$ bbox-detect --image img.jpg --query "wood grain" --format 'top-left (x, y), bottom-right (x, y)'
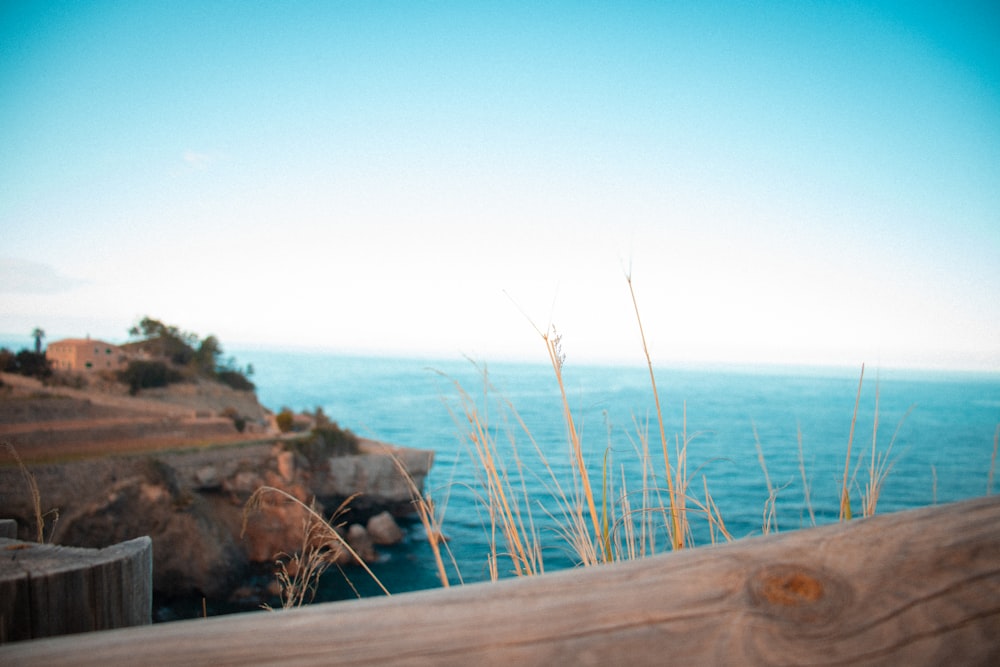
top-left (2, 496), bottom-right (999, 665)
top-left (0, 535), bottom-right (151, 643)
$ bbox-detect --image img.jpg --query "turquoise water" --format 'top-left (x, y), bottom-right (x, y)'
top-left (236, 348), bottom-right (1000, 601)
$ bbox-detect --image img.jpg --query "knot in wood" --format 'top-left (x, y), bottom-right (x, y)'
top-left (759, 569), bottom-right (824, 605)
top-left (748, 563), bottom-right (851, 627)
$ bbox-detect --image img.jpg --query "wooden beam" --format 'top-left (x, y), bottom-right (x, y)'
top-left (0, 536), bottom-right (151, 643)
top-left (3, 496), bottom-right (999, 665)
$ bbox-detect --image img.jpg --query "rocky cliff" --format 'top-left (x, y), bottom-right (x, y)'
top-left (0, 436), bottom-right (433, 601)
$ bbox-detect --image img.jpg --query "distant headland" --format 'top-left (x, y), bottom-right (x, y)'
top-left (0, 317), bottom-right (434, 616)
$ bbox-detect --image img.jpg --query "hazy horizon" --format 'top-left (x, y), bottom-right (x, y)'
top-left (3, 2), bottom-right (998, 372)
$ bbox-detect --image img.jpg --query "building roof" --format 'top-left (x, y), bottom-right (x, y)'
top-left (48, 338), bottom-right (121, 348)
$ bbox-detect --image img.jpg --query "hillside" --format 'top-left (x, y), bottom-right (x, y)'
top-left (0, 371), bottom-right (275, 463)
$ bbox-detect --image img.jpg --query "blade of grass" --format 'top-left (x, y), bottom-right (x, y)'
top-left (626, 272), bottom-right (682, 551)
top-left (840, 364), bottom-right (865, 521)
top-left (796, 424), bottom-right (816, 526)
top-left (3, 441), bottom-right (46, 542)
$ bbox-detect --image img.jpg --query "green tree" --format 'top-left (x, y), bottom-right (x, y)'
top-left (14, 350), bottom-right (51, 380)
top-left (195, 335), bottom-right (222, 375)
top-left (128, 317), bottom-right (197, 366)
top-left (126, 316), bottom-right (254, 390)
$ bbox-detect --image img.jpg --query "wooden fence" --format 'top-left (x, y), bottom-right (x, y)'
top-left (0, 529), bottom-right (151, 644)
top-left (2, 495), bottom-right (999, 665)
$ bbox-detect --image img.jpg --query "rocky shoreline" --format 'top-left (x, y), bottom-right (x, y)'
top-left (0, 371), bottom-right (434, 612)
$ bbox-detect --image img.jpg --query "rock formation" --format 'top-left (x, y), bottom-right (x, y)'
top-left (0, 436), bottom-right (433, 601)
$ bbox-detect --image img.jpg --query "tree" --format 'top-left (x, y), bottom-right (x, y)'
top-left (14, 349), bottom-right (51, 380)
top-left (126, 316), bottom-right (254, 390)
top-left (195, 335), bottom-right (222, 375)
top-left (275, 407), bottom-right (295, 433)
top-left (0, 348), bottom-right (16, 372)
top-left (128, 316), bottom-right (197, 366)
top-left (32, 327), bottom-right (45, 355)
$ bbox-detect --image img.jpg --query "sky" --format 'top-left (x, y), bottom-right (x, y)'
top-left (1, 1), bottom-right (999, 371)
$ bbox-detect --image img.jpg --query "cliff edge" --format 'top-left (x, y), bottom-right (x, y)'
top-left (0, 371), bottom-right (434, 605)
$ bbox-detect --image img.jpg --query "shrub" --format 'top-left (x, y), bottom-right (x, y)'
top-left (293, 423), bottom-right (360, 466)
top-left (12, 350), bottom-right (52, 380)
top-left (119, 360), bottom-right (182, 395)
top-left (221, 406), bottom-right (248, 433)
top-left (48, 372), bottom-right (87, 389)
top-left (314, 423), bottom-right (360, 456)
top-left (275, 407), bottom-right (295, 433)
top-left (0, 348), bottom-right (15, 373)
top-left (216, 369), bottom-right (255, 392)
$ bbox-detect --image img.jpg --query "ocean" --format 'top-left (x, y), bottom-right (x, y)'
top-left (4, 334), bottom-right (997, 606)
top-left (235, 348), bottom-right (1000, 603)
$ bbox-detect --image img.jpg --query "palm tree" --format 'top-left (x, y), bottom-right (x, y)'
top-left (32, 327), bottom-right (45, 355)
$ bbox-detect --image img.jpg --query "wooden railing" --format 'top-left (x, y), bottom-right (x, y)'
top-left (0, 527), bottom-right (151, 643)
top-left (2, 495), bottom-right (999, 665)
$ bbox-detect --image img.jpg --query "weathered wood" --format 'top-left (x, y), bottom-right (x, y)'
top-left (0, 536), bottom-right (152, 644)
top-left (3, 496), bottom-right (999, 665)
top-left (0, 519), bottom-right (15, 539)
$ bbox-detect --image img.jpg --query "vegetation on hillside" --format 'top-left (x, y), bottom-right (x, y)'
top-left (0, 347), bottom-right (52, 381)
top-left (122, 316), bottom-right (255, 393)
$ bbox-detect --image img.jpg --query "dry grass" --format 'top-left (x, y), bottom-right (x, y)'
top-left (840, 365), bottom-right (865, 521)
top-left (440, 273), bottom-right (734, 574)
top-left (835, 368), bottom-right (914, 521)
top-left (391, 453), bottom-right (458, 588)
top-left (242, 485), bottom-right (390, 608)
top-left (2, 440), bottom-right (55, 542)
top-left (444, 273), bottom-right (960, 580)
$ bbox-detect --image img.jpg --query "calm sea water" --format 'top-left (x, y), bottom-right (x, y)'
top-left (235, 348), bottom-right (1000, 602)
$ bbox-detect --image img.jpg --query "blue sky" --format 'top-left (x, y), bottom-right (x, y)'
top-left (2, 1), bottom-right (998, 370)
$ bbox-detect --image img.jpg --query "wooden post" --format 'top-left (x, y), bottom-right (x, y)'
top-left (2, 496), bottom-right (999, 665)
top-left (0, 536), bottom-right (152, 644)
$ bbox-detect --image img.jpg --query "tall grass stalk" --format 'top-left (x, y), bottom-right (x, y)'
top-left (796, 425), bottom-right (816, 526)
top-left (699, 475), bottom-right (732, 543)
top-left (840, 364), bottom-right (865, 520)
top-left (751, 423), bottom-right (779, 534)
top-left (542, 327), bottom-right (607, 562)
top-left (440, 368), bottom-right (547, 577)
top-left (390, 453), bottom-right (458, 588)
top-left (626, 273), bottom-right (683, 551)
top-left (861, 394), bottom-right (914, 518)
top-left (3, 441), bottom-right (49, 542)
top-left (243, 486), bottom-right (390, 601)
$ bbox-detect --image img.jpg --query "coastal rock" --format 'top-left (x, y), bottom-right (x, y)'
top-left (367, 511), bottom-right (404, 545)
top-left (315, 443), bottom-right (434, 519)
top-left (345, 523), bottom-right (377, 563)
top-left (51, 467), bottom-right (247, 598)
top-left (240, 493), bottom-right (313, 563)
top-left (276, 450), bottom-right (295, 482)
top-left (194, 465), bottom-right (221, 490)
top-left (0, 435), bottom-right (434, 602)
